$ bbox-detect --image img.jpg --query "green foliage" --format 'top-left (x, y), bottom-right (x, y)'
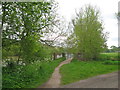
top-left (103, 60), bottom-right (120, 65)
top-left (2, 1), bottom-right (58, 64)
top-left (21, 35), bottom-right (40, 63)
top-left (69, 5), bottom-right (107, 60)
top-left (2, 57), bottom-right (65, 88)
top-left (60, 59), bottom-right (119, 85)
top-left (2, 1), bottom-right (56, 63)
top-left (2, 2), bottom-right (52, 40)
top-left (110, 45), bottom-right (120, 52)
top-left (2, 43), bottom-right (20, 59)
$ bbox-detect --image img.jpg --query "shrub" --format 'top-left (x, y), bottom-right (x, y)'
top-left (103, 60), bottom-right (120, 65)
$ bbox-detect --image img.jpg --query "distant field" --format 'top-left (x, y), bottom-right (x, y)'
top-left (100, 52), bottom-right (118, 56)
top-left (99, 53), bottom-right (119, 61)
top-left (60, 53), bottom-right (119, 85)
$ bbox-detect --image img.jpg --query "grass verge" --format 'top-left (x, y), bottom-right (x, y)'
top-left (2, 57), bottom-right (65, 88)
top-left (60, 59), bottom-right (119, 85)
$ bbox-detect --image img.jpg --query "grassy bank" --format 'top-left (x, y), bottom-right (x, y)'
top-left (3, 57), bottom-right (65, 88)
top-left (60, 59), bottom-right (119, 85)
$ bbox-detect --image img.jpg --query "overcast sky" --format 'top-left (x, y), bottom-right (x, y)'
top-left (55, 0), bottom-right (119, 48)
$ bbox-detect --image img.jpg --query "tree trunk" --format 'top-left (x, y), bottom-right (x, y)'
top-left (53, 53), bottom-right (57, 60)
top-left (62, 53), bottom-right (65, 57)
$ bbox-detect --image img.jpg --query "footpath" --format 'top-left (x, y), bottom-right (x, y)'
top-left (38, 58), bottom-right (72, 88)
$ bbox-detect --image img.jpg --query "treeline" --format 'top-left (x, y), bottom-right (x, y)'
top-left (105, 46), bottom-right (120, 53)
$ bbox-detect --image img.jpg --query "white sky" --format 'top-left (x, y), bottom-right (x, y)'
top-left (55, 0), bottom-right (119, 48)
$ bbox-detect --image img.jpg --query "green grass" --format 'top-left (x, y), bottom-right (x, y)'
top-left (60, 59), bottom-right (119, 85)
top-left (99, 53), bottom-right (119, 61)
top-left (2, 57), bottom-right (65, 88)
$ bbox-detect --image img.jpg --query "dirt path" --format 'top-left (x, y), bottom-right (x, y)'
top-left (38, 58), bottom-right (72, 88)
top-left (60, 71), bottom-right (119, 88)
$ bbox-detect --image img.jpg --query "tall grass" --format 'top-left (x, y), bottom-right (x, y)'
top-left (2, 57), bottom-right (65, 88)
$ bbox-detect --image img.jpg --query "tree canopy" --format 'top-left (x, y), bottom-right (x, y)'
top-left (2, 1), bottom-right (60, 63)
top-left (67, 5), bottom-right (108, 60)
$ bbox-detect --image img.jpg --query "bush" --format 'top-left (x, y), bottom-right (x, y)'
top-left (103, 60), bottom-right (120, 65)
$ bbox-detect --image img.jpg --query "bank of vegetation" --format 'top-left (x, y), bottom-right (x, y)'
top-left (2, 1), bottom-right (66, 88)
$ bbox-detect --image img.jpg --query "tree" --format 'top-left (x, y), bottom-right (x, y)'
top-left (70, 5), bottom-right (107, 60)
top-left (41, 16), bottom-right (68, 47)
top-left (2, 1), bottom-right (56, 63)
top-left (110, 45), bottom-right (118, 52)
top-left (116, 12), bottom-right (120, 20)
